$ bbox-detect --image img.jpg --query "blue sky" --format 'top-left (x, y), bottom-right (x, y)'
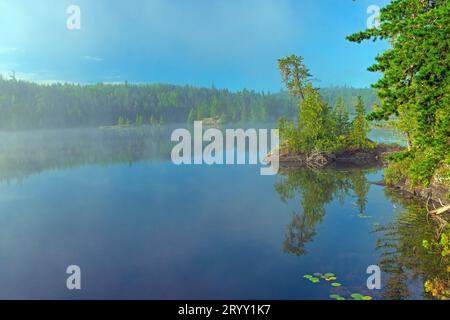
top-left (0, 0), bottom-right (390, 91)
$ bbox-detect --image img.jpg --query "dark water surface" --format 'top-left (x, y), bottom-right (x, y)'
top-left (0, 126), bottom-right (441, 299)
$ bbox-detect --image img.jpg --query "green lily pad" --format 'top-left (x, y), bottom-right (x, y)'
top-left (362, 296), bottom-right (373, 300)
top-left (324, 273), bottom-right (335, 277)
top-left (309, 277), bottom-right (320, 283)
top-left (330, 294), bottom-right (346, 300)
top-left (325, 276), bottom-right (337, 281)
top-left (303, 274), bottom-right (313, 279)
top-left (331, 282), bottom-right (342, 287)
top-left (351, 293), bottom-right (364, 300)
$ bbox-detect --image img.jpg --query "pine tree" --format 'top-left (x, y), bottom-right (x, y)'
top-left (347, 0), bottom-right (449, 184)
top-left (187, 109), bottom-right (196, 124)
top-left (278, 55), bottom-right (312, 99)
top-left (117, 116), bottom-right (126, 126)
top-left (210, 96), bottom-right (219, 116)
top-left (149, 115), bottom-right (157, 126)
top-left (135, 114), bottom-right (144, 126)
top-left (332, 97), bottom-right (350, 136)
top-left (297, 84), bottom-right (335, 153)
top-left (350, 97), bottom-right (370, 149)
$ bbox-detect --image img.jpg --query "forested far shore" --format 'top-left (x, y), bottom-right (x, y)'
top-left (0, 76), bottom-right (377, 130)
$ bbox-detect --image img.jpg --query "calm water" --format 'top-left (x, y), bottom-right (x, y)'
top-left (0, 126), bottom-right (441, 299)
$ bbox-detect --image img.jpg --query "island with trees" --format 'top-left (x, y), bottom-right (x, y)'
top-left (270, 0), bottom-right (449, 207)
top-left (269, 54), bottom-right (401, 169)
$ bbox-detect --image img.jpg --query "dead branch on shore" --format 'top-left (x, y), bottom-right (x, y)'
top-left (305, 152), bottom-right (332, 168)
top-left (429, 204), bottom-right (450, 215)
top-left (426, 198), bottom-right (449, 237)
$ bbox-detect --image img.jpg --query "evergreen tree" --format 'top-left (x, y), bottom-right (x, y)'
top-left (187, 109), bottom-right (196, 124)
top-left (149, 115), bottom-right (157, 126)
top-left (210, 96), bottom-right (219, 116)
top-left (277, 55), bottom-right (367, 154)
top-left (135, 115), bottom-right (144, 126)
top-left (117, 116), bottom-right (126, 126)
top-left (278, 55), bottom-right (312, 99)
top-left (350, 97), bottom-right (370, 149)
top-left (297, 85), bottom-right (336, 153)
top-left (347, 0), bottom-right (449, 185)
top-left (0, 76), bottom-right (377, 130)
top-left (332, 97), bottom-right (350, 137)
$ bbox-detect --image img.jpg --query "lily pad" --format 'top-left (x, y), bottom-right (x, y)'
top-left (325, 276), bottom-right (337, 281)
top-left (309, 277), bottom-right (320, 283)
top-left (362, 296), bottom-right (373, 300)
top-left (351, 293), bottom-right (364, 300)
top-left (331, 282), bottom-right (342, 287)
top-left (329, 294), bottom-right (341, 300)
top-left (303, 274), bottom-right (313, 279)
top-left (324, 273), bottom-right (335, 277)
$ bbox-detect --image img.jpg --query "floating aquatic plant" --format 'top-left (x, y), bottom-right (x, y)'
top-left (310, 277), bottom-right (320, 283)
top-left (304, 272), bottom-right (373, 300)
top-left (331, 282), bottom-right (342, 287)
top-left (350, 293), bottom-right (363, 300)
top-left (349, 293), bottom-right (373, 300)
top-left (329, 294), bottom-right (345, 300)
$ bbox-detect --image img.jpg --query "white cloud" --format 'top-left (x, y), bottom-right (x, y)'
top-left (0, 68), bottom-right (36, 80)
top-left (0, 67), bottom-right (79, 85)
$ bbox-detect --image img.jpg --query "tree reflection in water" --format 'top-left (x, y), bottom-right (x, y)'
top-left (0, 126), bottom-right (172, 182)
top-left (274, 167), bottom-right (370, 256)
top-left (374, 189), bottom-right (449, 300)
top-left (275, 167), bottom-right (449, 299)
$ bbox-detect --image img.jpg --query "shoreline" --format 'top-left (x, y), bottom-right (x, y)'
top-left (269, 143), bottom-right (449, 207)
top-left (267, 143), bottom-right (402, 169)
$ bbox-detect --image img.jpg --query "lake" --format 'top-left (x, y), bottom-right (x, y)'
top-left (0, 125), bottom-right (441, 299)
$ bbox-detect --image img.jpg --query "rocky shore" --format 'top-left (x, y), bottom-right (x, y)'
top-left (385, 175), bottom-right (449, 206)
top-left (266, 143), bottom-right (449, 206)
top-left (266, 143), bottom-right (402, 169)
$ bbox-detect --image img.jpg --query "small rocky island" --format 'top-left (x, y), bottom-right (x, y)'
top-left (272, 55), bottom-right (449, 208)
top-left (267, 143), bottom-right (447, 206)
top-left (267, 143), bottom-right (402, 169)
